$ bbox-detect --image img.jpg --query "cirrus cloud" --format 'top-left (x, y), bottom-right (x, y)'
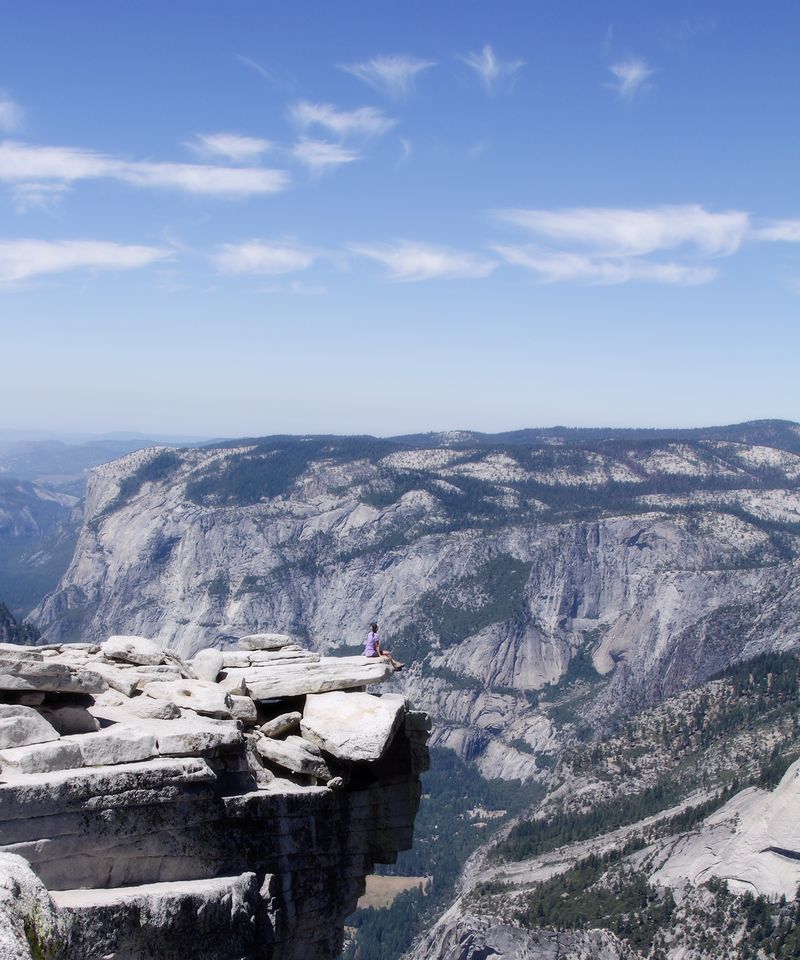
top-left (340, 54), bottom-right (436, 100)
top-left (460, 45), bottom-right (525, 92)
top-left (291, 139), bottom-right (360, 172)
top-left (608, 58), bottom-right (656, 100)
top-left (492, 204), bottom-right (748, 285)
top-left (289, 101), bottom-right (397, 139)
top-left (496, 205), bottom-right (749, 257)
top-left (351, 241), bottom-right (496, 282)
top-left (491, 245), bottom-right (716, 285)
top-left (188, 132), bottom-right (273, 163)
top-left (754, 219), bottom-right (800, 243)
top-left (0, 93), bottom-right (23, 133)
top-left (0, 141), bottom-right (289, 196)
top-left (0, 239), bottom-right (170, 286)
top-left (213, 241), bottom-right (315, 276)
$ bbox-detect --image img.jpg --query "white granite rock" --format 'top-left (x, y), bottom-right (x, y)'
top-left (37, 705), bottom-right (99, 735)
top-left (256, 735), bottom-right (332, 780)
top-left (75, 728), bottom-right (159, 767)
top-left (238, 633), bottom-right (295, 651)
top-left (221, 648), bottom-right (318, 668)
top-left (51, 872), bottom-right (259, 960)
top-left (0, 853), bottom-right (61, 960)
top-left (102, 635), bottom-right (164, 666)
top-left (217, 673), bottom-right (247, 695)
top-left (301, 691), bottom-right (406, 762)
top-left (141, 679), bottom-right (234, 719)
top-left (650, 757), bottom-right (800, 899)
top-left (229, 656), bottom-right (393, 700)
top-left (191, 648), bottom-right (224, 682)
top-left (0, 739), bottom-right (84, 775)
top-left (0, 705), bottom-right (60, 750)
top-left (154, 718), bottom-right (244, 756)
top-left (260, 711), bottom-right (301, 738)
top-left (0, 657), bottom-right (107, 695)
top-left (91, 661), bottom-right (140, 697)
top-left (127, 696), bottom-right (182, 720)
top-left (229, 695), bottom-right (258, 725)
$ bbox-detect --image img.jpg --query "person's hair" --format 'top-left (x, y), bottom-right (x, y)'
top-left (371, 622), bottom-right (378, 629)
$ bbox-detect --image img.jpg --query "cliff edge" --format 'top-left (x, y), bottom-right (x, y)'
top-left (0, 633), bottom-right (430, 959)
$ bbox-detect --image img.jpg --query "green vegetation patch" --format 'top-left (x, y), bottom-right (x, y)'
top-left (187, 437), bottom-right (396, 506)
top-left (104, 450), bottom-right (182, 514)
top-left (418, 553), bottom-right (530, 648)
top-left (512, 848), bottom-right (676, 957)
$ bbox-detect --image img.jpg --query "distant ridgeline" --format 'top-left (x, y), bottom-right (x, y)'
top-left (0, 602), bottom-right (41, 644)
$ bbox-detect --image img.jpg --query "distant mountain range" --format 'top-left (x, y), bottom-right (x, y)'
top-left (4, 418), bottom-right (800, 958)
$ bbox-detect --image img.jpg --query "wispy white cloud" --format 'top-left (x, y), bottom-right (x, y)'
top-left (492, 245), bottom-right (715, 285)
top-left (397, 138), bottom-right (412, 167)
top-left (351, 241), bottom-right (496, 282)
top-left (496, 205), bottom-right (749, 257)
top-left (188, 132), bottom-right (272, 163)
top-left (754, 219), bottom-right (800, 243)
top-left (493, 205), bottom-right (747, 285)
top-left (608, 57), bottom-right (656, 99)
top-left (235, 55), bottom-right (276, 84)
top-left (292, 139), bottom-right (360, 172)
top-left (290, 101), bottom-right (396, 138)
top-left (0, 93), bottom-right (23, 133)
top-left (0, 239), bottom-right (170, 286)
top-left (12, 182), bottom-right (69, 213)
top-left (340, 54), bottom-right (436, 100)
top-left (213, 241), bottom-right (315, 275)
top-left (0, 141), bottom-right (289, 195)
top-left (460, 45), bottom-right (525, 92)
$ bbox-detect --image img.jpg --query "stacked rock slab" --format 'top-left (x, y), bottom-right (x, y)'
top-left (0, 633), bottom-right (429, 960)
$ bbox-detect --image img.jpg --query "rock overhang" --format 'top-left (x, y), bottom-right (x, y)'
top-left (0, 631), bottom-right (430, 960)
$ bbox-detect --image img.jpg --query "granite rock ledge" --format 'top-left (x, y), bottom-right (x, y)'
top-left (0, 635), bottom-right (430, 959)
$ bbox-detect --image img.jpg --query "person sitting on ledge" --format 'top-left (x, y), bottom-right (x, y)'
top-left (363, 621), bottom-right (404, 671)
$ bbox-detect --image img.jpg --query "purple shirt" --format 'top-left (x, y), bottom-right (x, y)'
top-left (364, 630), bottom-right (380, 657)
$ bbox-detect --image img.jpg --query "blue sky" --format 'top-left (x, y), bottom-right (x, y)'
top-left (1, 0), bottom-right (799, 437)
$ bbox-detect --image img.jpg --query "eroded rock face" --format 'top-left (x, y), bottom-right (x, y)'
top-left (0, 637), bottom-right (429, 960)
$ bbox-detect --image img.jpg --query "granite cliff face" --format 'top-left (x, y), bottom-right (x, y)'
top-left (31, 428), bottom-right (800, 781)
top-left (0, 634), bottom-right (429, 959)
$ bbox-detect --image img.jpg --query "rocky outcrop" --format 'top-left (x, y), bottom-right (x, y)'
top-left (0, 636), bottom-right (429, 959)
top-left (647, 758), bottom-right (800, 899)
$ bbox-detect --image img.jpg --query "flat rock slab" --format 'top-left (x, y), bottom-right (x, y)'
top-left (256, 735), bottom-right (331, 780)
top-left (0, 658), bottom-right (108, 695)
top-left (141, 679), bottom-right (233, 719)
top-left (0, 739), bottom-right (84, 775)
top-left (301, 692), bottom-right (406, 762)
top-left (0, 705), bottom-right (60, 750)
top-left (51, 873), bottom-right (260, 960)
top-left (101, 635), bottom-right (164, 666)
top-left (229, 656), bottom-right (393, 700)
top-left (221, 649), bottom-right (319, 668)
top-left (238, 633), bottom-right (295, 651)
